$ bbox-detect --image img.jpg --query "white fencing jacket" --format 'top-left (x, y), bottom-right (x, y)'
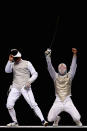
top-left (5, 59), bottom-right (38, 89)
top-left (46, 55), bottom-right (77, 101)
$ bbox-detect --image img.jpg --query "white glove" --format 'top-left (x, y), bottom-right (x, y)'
top-left (45, 48), bottom-right (51, 56)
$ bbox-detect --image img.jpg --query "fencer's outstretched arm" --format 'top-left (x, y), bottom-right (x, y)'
top-left (69, 48), bottom-right (77, 79)
top-left (28, 61), bottom-right (38, 84)
top-left (45, 49), bottom-right (56, 81)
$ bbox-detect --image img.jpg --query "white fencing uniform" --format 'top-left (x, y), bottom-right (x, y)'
top-left (5, 59), bottom-right (45, 123)
top-left (46, 55), bottom-right (81, 125)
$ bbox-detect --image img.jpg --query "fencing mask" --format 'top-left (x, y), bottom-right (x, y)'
top-left (10, 49), bottom-right (22, 62)
top-left (58, 63), bottom-right (67, 76)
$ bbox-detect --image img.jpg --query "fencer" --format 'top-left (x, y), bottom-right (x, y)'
top-left (5, 49), bottom-right (48, 127)
top-left (45, 48), bottom-right (82, 126)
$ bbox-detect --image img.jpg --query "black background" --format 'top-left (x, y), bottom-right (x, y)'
top-left (0, 11), bottom-right (87, 127)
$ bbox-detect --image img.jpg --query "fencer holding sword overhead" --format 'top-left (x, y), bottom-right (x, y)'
top-left (5, 49), bottom-right (48, 127)
top-left (45, 48), bottom-right (82, 126)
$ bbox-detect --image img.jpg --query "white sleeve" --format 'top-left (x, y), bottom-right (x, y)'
top-left (5, 61), bottom-right (13, 73)
top-left (46, 55), bottom-right (56, 81)
top-left (28, 61), bottom-right (38, 84)
top-left (69, 55), bottom-right (77, 79)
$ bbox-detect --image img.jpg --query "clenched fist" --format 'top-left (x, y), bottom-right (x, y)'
top-left (45, 48), bottom-right (51, 56)
top-left (9, 55), bottom-right (14, 62)
top-left (72, 48), bottom-right (77, 55)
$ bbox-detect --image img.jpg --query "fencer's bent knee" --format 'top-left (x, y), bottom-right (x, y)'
top-left (47, 114), bottom-right (54, 122)
top-left (6, 102), bottom-right (14, 110)
top-left (30, 102), bottom-right (38, 110)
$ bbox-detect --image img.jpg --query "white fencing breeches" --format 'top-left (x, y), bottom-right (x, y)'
top-left (6, 87), bottom-right (44, 122)
top-left (47, 96), bottom-right (81, 123)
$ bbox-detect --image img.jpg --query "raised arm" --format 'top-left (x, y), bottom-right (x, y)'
top-left (69, 48), bottom-right (77, 79)
top-left (45, 49), bottom-right (56, 81)
top-left (5, 55), bottom-right (14, 73)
